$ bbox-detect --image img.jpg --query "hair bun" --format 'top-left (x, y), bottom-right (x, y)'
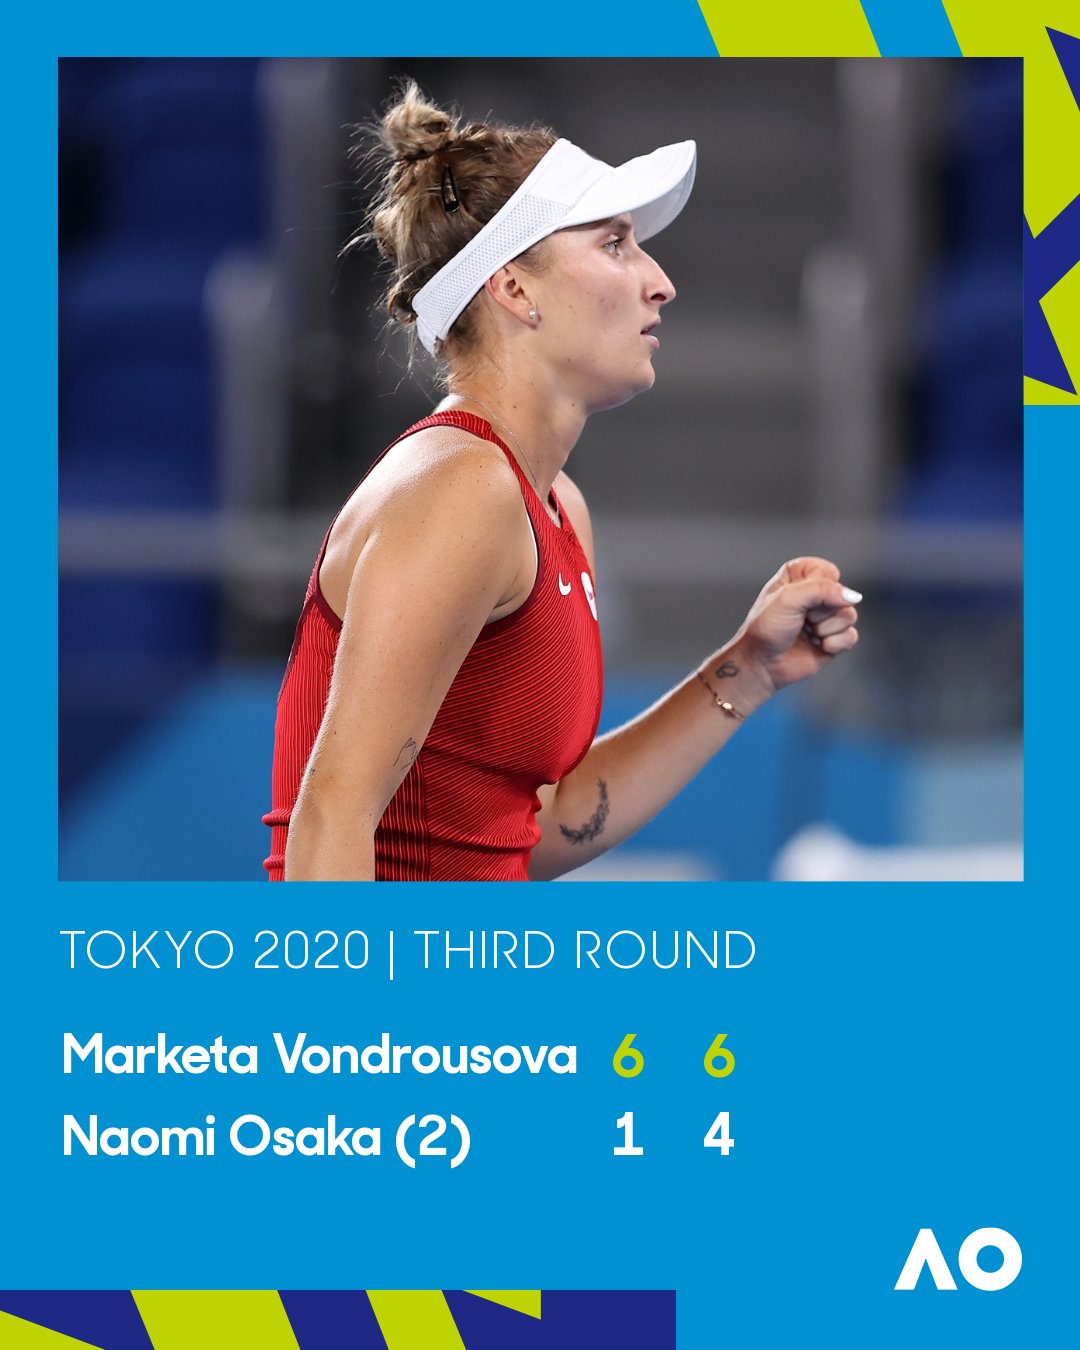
top-left (346, 78), bottom-right (556, 359)
top-left (381, 79), bottom-right (456, 163)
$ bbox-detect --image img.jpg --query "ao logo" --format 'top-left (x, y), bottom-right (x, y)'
top-left (894, 1227), bottom-right (1021, 1292)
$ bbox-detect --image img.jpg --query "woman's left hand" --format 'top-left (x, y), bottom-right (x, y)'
top-left (730, 556), bottom-right (861, 696)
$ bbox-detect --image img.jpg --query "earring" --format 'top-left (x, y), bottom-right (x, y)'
top-left (528, 309), bottom-right (538, 321)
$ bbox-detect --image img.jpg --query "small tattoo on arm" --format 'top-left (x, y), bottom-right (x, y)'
top-left (715, 661), bottom-right (739, 679)
top-left (559, 778), bottom-right (610, 845)
top-left (393, 738), bottom-right (419, 770)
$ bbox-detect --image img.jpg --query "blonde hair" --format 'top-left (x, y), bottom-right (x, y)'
top-left (347, 80), bottom-right (556, 363)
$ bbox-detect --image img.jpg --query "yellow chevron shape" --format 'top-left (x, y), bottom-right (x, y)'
top-left (366, 1292), bottom-right (465, 1349)
top-left (0, 1311), bottom-right (105, 1349)
top-left (131, 1291), bottom-right (300, 1350)
top-left (464, 1291), bottom-right (542, 1319)
top-left (697, 0), bottom-right (879, 55)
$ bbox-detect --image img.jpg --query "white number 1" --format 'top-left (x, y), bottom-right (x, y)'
top-left (614, 1110), bottom-right (644, 1156)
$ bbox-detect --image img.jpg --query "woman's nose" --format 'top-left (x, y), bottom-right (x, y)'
top-left (645, 254), bottom-right (676, 305)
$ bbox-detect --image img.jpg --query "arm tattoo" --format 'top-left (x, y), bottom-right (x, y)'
top-left (714, 661), bottom-right (739, 679)
top-left (559, 778), bottom-right (610, 845)
top-left (393, 738), bottom-right (419, 770)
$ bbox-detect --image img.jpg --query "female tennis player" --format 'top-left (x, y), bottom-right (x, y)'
top-left (263, 82), bottom-right (860, 881)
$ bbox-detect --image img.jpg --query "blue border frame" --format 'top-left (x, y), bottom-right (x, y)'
top-left (4, 4), bottom-right (1071, 1347)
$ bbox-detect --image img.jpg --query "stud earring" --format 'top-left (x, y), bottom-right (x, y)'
top-left (528, 309), bottom-right (538, 321)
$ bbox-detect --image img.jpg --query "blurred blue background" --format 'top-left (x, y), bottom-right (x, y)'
top-left (58, 58), bottom-right (1023, 881)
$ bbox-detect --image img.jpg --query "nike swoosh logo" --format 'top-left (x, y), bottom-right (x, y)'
top-left (558, 574), bottom-right (573, 596)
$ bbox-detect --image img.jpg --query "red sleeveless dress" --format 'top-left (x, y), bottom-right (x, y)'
top-left (262, 410), bottom-right (604, 880)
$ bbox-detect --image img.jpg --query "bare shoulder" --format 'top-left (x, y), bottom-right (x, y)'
top-left (321, 425), bottom-right (527, 616)
top-left (365, 423), bottom-right (523, 518)
top-left (337, 423), bottom-right (525, 551)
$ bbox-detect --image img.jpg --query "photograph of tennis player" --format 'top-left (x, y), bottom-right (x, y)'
top-left (59, 59), bottom-right (1022, 881)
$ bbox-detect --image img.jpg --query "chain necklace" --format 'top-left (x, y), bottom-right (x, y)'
top-left (453, 394), bottom-right (544, 499)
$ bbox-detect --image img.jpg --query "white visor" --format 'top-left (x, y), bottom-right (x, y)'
top-left (412, 136), bottom-right (697, 355)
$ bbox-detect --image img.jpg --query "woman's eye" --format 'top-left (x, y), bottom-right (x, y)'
top-left (604, 236), bottom-right (625, 254)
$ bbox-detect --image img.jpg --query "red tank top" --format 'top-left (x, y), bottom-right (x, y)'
top-left (262, 410), bottom-right (604, 881)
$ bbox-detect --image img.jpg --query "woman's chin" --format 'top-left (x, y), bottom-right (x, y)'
top-left (593, 366), bottom-right (657, 413)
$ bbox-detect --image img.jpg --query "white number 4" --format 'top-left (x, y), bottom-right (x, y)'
top-left (704, 1110), bottom-right (734, 1155)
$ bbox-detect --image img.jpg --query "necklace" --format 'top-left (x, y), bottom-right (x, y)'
top-left (453, 394), bottom-right (544, 499)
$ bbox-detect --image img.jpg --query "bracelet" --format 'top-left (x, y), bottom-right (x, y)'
top-left (696, 669), bottom-right (746, 722)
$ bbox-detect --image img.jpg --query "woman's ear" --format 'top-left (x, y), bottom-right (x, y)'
top-left (483, 266), bottom-right (536, 328)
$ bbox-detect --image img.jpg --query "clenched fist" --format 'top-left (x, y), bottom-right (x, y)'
top-left (731, 556), bottom-right (861, 695)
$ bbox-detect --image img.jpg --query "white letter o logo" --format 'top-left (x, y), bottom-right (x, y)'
top-left (957, 1227), bottom-right (1022, 1291)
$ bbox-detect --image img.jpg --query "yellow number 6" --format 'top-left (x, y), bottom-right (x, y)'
top-left (704, 1033), bottom-right (735, 1078)
top-left (612, 1032), bottom-right (644, 1078)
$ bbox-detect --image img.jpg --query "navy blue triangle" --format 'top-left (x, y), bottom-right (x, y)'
top-left (1048, 28), bottom-right (1080, 110)
top-left (0, 1292), bottom-right (154, 1350)
top-left (1024, 213), bottom-right (1079, 393)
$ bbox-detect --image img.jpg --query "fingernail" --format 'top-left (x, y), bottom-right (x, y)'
top-left (841, 587), bottom-right (863, 604)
